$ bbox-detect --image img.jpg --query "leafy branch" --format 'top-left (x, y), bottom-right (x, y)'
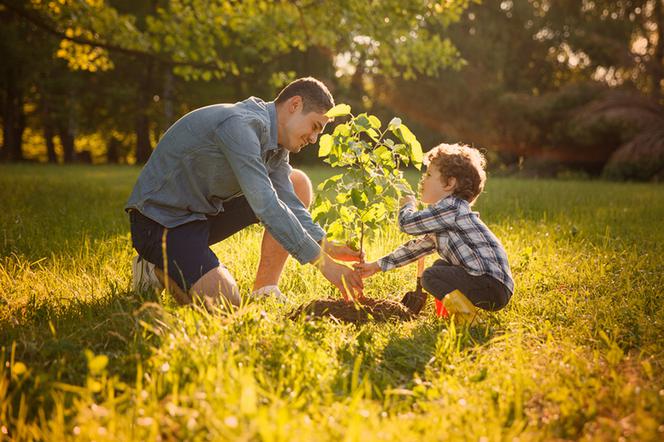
top-left (312, 104), bottom-right (423, 256)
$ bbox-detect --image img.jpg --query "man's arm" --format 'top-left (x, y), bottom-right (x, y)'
top-left (269, 156), bottom-right (326, 242)
top-left (216, 117), bottom-right (320, 264)
top-left (217, 117), bottom-right (363, 299)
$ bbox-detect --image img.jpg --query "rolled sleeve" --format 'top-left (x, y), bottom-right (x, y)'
top-left (216, 117), bottom-right (321, 264)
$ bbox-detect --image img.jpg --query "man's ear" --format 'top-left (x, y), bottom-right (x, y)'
top-left (444, 176), bottom-right (457, 191)
top-left (289, 95), bottom-right (303, 113)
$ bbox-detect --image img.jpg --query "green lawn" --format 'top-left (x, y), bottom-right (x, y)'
top-left (1, 164), bottom-right (663, 441)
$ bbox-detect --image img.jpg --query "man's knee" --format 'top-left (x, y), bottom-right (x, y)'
top-left (289, 169), bottom-right (313, 208)
top-left (190, 265), bottom-right (241, 309)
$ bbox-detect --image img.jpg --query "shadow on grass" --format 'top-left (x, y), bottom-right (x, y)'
top-left (371, 316), bottom-right (498, 389)
top-left (1, 286), bottom-right (167, 420)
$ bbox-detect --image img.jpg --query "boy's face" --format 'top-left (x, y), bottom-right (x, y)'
top-left (419, 165), bottom-right (456, 204)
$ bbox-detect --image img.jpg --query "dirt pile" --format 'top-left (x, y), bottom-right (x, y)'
top-left (290, 297), bottom-right (415, 324)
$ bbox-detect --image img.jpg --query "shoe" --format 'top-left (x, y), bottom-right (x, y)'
top-left (131, 255), bottom-right (164, 293)
top-left (250, 285), bottom-right (288, 304)
top-left (442, 289), bottom-right (479, 324)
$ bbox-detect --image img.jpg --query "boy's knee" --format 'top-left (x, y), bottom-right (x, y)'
top-left (420, 267), bottom-right (440, 297)
top-left (290, 169), bottom-right (313, 208)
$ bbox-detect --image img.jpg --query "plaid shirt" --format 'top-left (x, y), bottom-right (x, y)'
top-left (377, 196), bottom-right (514, 293)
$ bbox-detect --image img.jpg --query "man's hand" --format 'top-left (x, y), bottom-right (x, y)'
top-left (315, 253), bottom-right (364, 301)
top-left (322, 240), bottom-right (365, 262)
top-left (353, 261), bottom-right (381, 278)
top-left (400, 195), bottom-right (416, 207)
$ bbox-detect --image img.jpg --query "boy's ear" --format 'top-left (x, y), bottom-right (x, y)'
top-left (444, 177), bottom-right (457, 191)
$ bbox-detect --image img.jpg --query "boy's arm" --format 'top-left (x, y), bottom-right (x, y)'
top-left (398, 200), bottom-right (457, 235)
top-left (377, 235), bottom-right (436, 272)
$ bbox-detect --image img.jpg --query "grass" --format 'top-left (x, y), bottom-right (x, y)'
top-left (1, 163), bottom-right (663, 441)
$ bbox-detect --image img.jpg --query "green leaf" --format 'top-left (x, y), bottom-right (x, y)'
top-left (397, 124), bottom-right (423, 169)
top-left (325, 104), bottom-right (351, 118)
top-left (374, 146), bottom-right (393, 163)
top-left (388, 117), bottom-right (402, 130)
top-left (368, 115), bottom-right (381, 129)
top-left (334, 123), bottom-right (351, 137)
top-left (336, 192), bottom-right (349, 204)
top-left (350, 188), bottom-right (366, 209)
top-left (355, 114), bottom-right (371, 130)
top-left (411, 141), bottom-right (423, 170)
top-left (318, 134), bottom-right (333, 157)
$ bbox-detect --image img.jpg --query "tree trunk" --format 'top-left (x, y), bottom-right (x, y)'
top-left (42, 98), bottom-right (58, 163)
top-left (652, 0), bottom-right (664, 101)
top-left (135, 62), bottom-right (154, 164)
top-left (3, 69), bottom-right (25, 162)
top-left (106, 135), bottom-right (120, 164)
top-left (163, 68), bottom-right (174, 125)
top-left (135, 114), bottom-right (152, 164)
top-left (44, 122), bottom-right (57, 163)
top-left (59, 123), bottom-right (75, 163)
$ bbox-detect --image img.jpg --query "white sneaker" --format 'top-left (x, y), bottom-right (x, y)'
top-left (250, 285), bottom-right (288, 304)
top-left (131, 255), bottom-right (164, 293)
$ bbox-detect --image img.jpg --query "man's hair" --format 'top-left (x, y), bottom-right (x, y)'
top-left (274, 77), bottom-right (334, 114)
top-left (424, 143), bottom-right (487, 205)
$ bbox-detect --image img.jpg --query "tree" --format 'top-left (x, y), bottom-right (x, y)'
top-left (312, 104), bottom-right (422, 254)
top-left (369, 0), bottom-right (664, 178)
top-left (1, 0), bottom-right (472, 162)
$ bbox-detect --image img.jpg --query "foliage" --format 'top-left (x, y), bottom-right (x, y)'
top-left (15, 0), bottom-right (470, 80)
top-left (312, 105), bottom-right (423, 253)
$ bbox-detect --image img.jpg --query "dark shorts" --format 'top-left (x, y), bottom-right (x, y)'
top-left (129, 196), bottom-right (259, 292)
top-left (420, 259), bottom-right (512, 311)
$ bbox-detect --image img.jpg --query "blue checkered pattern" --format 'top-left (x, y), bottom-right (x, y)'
top-left (377, 196), bottom-right (514, 293)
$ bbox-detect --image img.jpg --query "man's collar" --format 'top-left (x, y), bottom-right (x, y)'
top-left (266, 101), bottom-right (279, 151)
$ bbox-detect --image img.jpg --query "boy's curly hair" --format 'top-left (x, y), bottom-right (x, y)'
top-left (424, 143), bottom-right (487, 205)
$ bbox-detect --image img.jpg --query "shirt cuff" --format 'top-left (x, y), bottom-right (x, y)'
top-left (309, 225), bottom-right (326, 243)
top-left (376, 256), bottom-right (393, 272)
top-left (291, 233), bottom-right (322, 265)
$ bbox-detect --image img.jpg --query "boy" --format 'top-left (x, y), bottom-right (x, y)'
top-left (354, 143), bottom-right (514, 320)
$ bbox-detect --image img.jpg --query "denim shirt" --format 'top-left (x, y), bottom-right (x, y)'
top-left (125, 97), bottom-right (325, 264)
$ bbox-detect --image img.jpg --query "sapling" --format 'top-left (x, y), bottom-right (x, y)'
top-left (312, 104), bottom-right (423, 257)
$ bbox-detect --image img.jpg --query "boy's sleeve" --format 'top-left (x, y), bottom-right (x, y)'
top-left (398, 200), bottom-right (457, 235)
top-left (377, 235), bottom-right (436, 271)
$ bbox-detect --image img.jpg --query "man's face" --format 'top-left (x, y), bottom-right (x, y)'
top-left (282, 98), bottom-right (331, 153)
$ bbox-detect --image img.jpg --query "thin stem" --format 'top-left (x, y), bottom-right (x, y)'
top-left (359, 221), bottom-right (365, 259)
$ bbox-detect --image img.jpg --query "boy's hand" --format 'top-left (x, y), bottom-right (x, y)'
top-left (322, 240), bottom-right (365, 262)
top-left (400, 195), bottom-right (416, 207)
top-left (353, 261), bottom-right (381, 278)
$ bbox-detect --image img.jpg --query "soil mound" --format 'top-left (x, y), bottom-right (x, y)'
top-left (290, 297), bottom-right (415, 324)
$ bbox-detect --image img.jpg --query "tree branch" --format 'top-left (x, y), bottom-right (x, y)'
top-left (0, 0), bottom-right (220, 71)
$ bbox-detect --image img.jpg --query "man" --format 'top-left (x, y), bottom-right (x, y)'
top-left (126, 77), bottom-right (364, 308)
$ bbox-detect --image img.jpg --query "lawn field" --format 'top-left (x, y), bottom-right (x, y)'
top-left (1, 164), bottom-right (663, 441)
